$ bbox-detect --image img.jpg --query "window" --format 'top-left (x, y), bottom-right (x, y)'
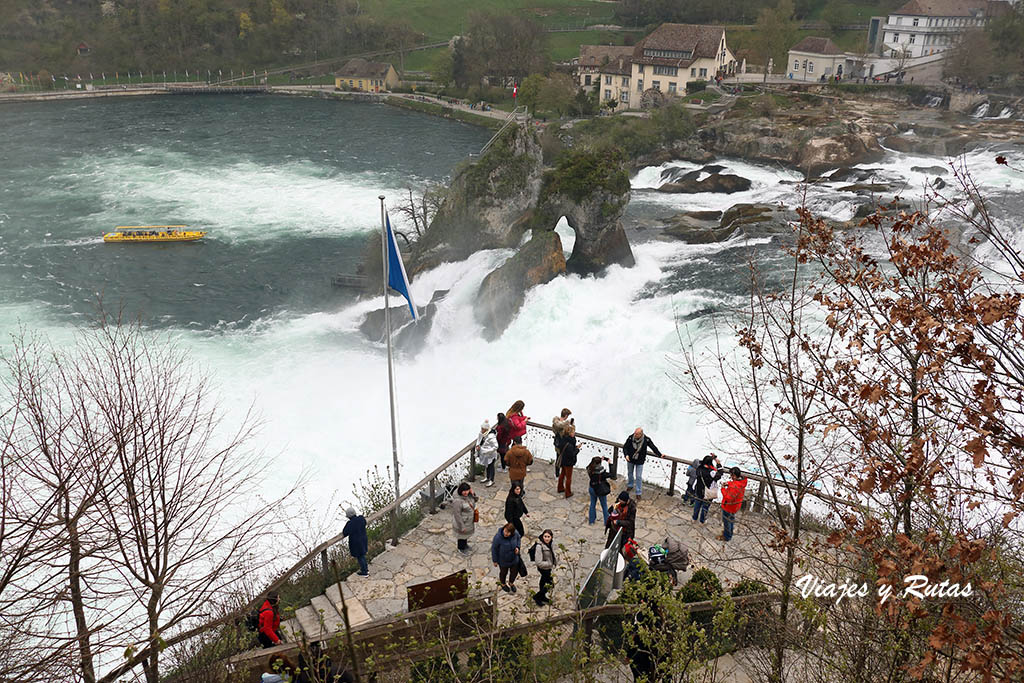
top-left (652, 80), bottom-right (661, 89)
top-left (794, 60), bottom-right (800, 71)
top-left (643, 49), bottom-right (692, 59)
top-left (637, 64), bottom-right (644, 73)
top-left (691, 67), bottom-right (697, 77)
top-left (896, 16), bottom-right (903, 24)
top-left (637, 79), bottom-right (643, 91)
top-left (912, 17), bottom-right (919, 26)
top-left (808, 61), bottom-right (814, 73)
top-left (620, 91), bottom-right (629, 103)
top-left (909, 34), bottom-right (916, 44)
top-left (605, 75), bottom-right (612, 84)
top-left (584, 74), bottom-right (591, 85)
top-left (653, 65), bottom-right (678, 76)
top-left (699, 68), bottom-right (707, 78)
top-left (668, 82), bottom-right (677, 93)
top-left (622, 77), bottom-right (629, 87)
top-left (893, 33), bottom-right (900, 42)
top-left (604, 89), bottom-right (612, 100)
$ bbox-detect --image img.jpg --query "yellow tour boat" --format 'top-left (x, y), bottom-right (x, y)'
top-left (103, 226), bottom-right (206, 243)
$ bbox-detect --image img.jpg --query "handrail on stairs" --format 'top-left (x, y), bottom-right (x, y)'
top-left (473, 105), bottom-right (528, 157)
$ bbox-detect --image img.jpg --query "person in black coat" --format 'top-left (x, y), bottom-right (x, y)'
top-left (622, 428), bottom-right (662, 500)
top-left (587, 456), bottom-right (614, 525)
top-left (504, 482), bottom-right (528, 538)
top-left (691, 454), bottom-right (723, 524)
top-left (556, 425), bottom-right (579, 498)
top-left (343, 506), bottom-right (369, 576)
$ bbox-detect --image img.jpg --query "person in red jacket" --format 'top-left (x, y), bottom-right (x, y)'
top-left (719, 467), bottom-right (748, 542)
top-left (258, 592), bottom-right (283, 648)
top-left (506, 400), bottom-right (528, 441)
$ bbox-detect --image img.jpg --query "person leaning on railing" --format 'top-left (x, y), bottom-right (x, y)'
top-left (622, 427), bottom-right (662, 501)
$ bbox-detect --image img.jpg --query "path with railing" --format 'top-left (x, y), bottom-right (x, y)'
top-left (112, 420), bottom-right (854, 682)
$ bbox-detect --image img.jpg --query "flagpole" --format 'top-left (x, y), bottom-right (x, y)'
top-left (380, 196), bottom-right (401, 547)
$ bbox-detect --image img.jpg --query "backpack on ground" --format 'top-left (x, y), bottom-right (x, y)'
top-left (648, 545), bottom-right (667, 566)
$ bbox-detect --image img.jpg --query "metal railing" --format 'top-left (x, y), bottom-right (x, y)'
top-left (474, 106), bottom-right (528, 156)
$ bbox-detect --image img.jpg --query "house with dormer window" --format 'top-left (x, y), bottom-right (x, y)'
top-left (870, 0), bottom-right (1012, 58)
top-left (629, 24), bottom-right (736, 106)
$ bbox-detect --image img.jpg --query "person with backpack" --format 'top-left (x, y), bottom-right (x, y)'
top-left (605, 491), bottom-right (636, 548)
top-left (682, 457), bottom-right (701, 504)
top-left (552, 408), bottom-right (572, 477)
top-left (504, 482), bottom-right (529, 538)
top-left (719, 467), bottom-right (748, 542)
top-left (495, 413), bottom-right (512, 471)
top-left (453, 482), bottom-right (478, 555)
top-left (475, 419), bottom-right (499, 487)
top-left (342, 506), bottom-right (369, 576)
top-left (587, 456), bottom-right (614, 525)
top-left (692, 454), bottom-right (723, 524)
top-left (257, 591), bottom-right (283, 648)
top-left (622, 427), bottom-right (662, 501)
top-left (529, 529), bottom-right (557, 606)
top-left (491, 522), bottom-right (522, 593)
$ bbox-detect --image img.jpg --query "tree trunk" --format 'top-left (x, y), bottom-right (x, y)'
top-left (68, 518), bottom-right (96, 683)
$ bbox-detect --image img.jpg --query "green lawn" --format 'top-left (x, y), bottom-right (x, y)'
top-left (359, 0), bottom-right (617, 41)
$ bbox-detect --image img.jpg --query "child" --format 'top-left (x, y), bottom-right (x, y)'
top-left (529, 529), bottom-right (557, 606)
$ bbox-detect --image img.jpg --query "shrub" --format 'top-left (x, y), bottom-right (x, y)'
top-left (730, 578), bottom-right (768, 598)
top-left (688, 567), bottom-right (723, 596)
top-left (544, 147), bottom-right (630, 202)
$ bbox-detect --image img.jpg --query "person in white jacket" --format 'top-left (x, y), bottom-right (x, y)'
top-left (475, 419), bottom-right (499, 487)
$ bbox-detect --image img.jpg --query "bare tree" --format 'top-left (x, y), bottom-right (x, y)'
top-left (0, 317), bottom-right (290, 683)
top-left (393, 184), bottom-right (445, 240)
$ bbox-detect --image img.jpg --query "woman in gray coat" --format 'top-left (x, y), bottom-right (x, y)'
top-left (453, 482), bottom-right (477, 555)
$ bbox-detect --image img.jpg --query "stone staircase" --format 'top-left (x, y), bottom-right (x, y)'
top-left (281, 581), bottom-right (373, 643)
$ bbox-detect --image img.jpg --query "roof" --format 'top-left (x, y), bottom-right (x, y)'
top-left (335, 58), bottom-right (393, 79)
top-left (599, 57), bottom-right (632, 76)
top-left (789, 37), bottom-right (844, 55)
top-left (633, 24), bottom-right (726, 67)
top-left (577, 45), bottom-right (635, 68)
top-left (891, 0), bottom-right (993, 16)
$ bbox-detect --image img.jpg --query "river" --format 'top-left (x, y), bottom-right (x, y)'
top-left (2, 94), bottom-right (1022, 519)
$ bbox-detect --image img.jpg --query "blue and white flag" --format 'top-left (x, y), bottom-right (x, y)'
top-left (385, 211), bottom-right (418, 320)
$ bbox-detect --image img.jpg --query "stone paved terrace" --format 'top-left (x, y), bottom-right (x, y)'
top-left (280, 453), bottom-right (786, 644)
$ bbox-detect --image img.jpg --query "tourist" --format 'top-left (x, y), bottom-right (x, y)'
top-left (692, 454), bottom-right (723, 524)
top-left (719, 467), bottom-right (748, 542)
top-left (682, 457), bottom-right (701, 504)
top-left (257, 591), bottom-right (283, 648)
top-left (552, 408), bottom-right (573, 477)
top-left (605, 491), bottom-right (636, 548)
top-left (491, 522), bottom-right (522, 593)
top-left (342, 506), bottom-right (369, 576)
top-left (557, 424), bottom-right (579, 498)
top-left (587, 456), bottom-right (613, 525)
top-left (262, 654), bottom-right (295, 682)
top-left (475, 419), bottom-right (499, 487)
top-left (504, 482), bottom-right (528, 538)
top-left (622, 427), bottom-right (662, 501)
top-left (506, 400), bottom-right (529, 442)
top-left (453, 482), bottom-right (478, 555)
top-left (495, 412), bottom-right (513, 471)
top-left (529, 529), bottom-right (557, 606)
top-left (506, 438), bottom-right (534, 487)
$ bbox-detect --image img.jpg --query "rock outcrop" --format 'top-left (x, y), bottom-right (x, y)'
top-left (529, 147), bottom-right (635, 274)
top-left (410, 126), bottom-right (545, 273)
top-left (656, 164), bottom-right (752, 194)
top-left (475, 231), bottom-right (566, 340)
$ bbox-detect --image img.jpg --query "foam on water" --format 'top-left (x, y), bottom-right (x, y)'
top-left (50, 148), bottom-right (415, 242)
